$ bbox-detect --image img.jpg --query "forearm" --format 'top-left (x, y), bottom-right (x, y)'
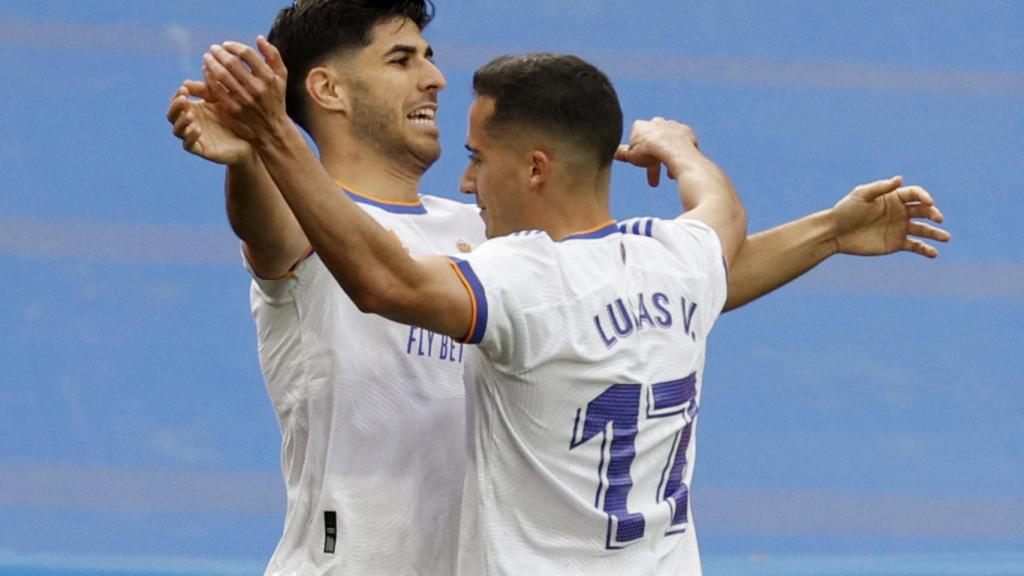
top-left (724, 209), bottom-right (837, 311)
top-left (670, 153), bottom-right (747, 266)
top-left (225, 150), bottom-right (308, 278)
top-left (252, 122), bottom-right (426, 315)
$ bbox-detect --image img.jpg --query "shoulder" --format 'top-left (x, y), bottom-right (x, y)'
top-left (420, 194), bottom-right (480, 217)
top-left (474, 229), bottom-right (551, 257)
top-left (619, 216), bottom-right (715, 239)
top-left (618, 216), bottom-right (658, 238)
top-left (621, 217), bottom-right (721, 252)
top-left (458, 230), bottom-right (555, 284)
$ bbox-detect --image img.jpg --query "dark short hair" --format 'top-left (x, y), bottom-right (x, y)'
top-left (268, 0), bottom-right (435, 130)
top-left (472, 53), bottom-right (623, 168)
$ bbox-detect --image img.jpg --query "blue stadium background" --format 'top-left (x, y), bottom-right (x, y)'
top-left (1, 1), bottom-right (1021, 573)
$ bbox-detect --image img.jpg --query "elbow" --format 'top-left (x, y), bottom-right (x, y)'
top-left (349, 287), bottom-right (382, 315)
top-left (723, 202), bottom-right (748, 270)
top-left (347, 282), bottom-right (391, 316)
top-left (346, 276), bottom-right (414, 321)
top-left (736, 203), bottom-right (749, 239)
top-left (728, 200), bottom-right (748, 249)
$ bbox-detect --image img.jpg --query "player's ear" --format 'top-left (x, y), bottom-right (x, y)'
top-left (305, 66), bottom-right (350, 115)
top-left (527, 149), bottom-right (551, 189)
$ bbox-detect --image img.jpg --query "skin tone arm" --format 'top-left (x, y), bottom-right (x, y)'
top-left (199, 37), bottom-right (473, 339)
top-left (723, 176), bottom-right (950, 311)
top-left (166, 79), bottom-right (309, 279)
top-left (615, 118), bottom-right (748, 267)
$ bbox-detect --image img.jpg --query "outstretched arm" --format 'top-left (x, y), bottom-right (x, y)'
top-left (166, 78), bottom-right (308, 279)
top-left (723, 176), bottom-right (950, 311)
top-left (615, 118), bottom-right (747, 267)
top-left (199, 38), bottom-right (473, 338)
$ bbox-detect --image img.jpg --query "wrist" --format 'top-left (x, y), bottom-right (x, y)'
top-left (662, 149), bottom-right (702, 180)
top-left (251, 114), bottom-right (297, 154)
top-left (820, 207), bottom-right (842, 256)
top-left (226, 145), bottom-right (261, 169)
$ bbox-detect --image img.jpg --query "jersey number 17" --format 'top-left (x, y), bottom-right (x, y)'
top-left (570, 373), bottom-right (698, 549)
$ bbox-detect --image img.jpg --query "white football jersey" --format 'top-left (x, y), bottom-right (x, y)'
top-left (249, 190), bottom-right (485, 576)
top-left (450, 218), bottom-right (727, 576)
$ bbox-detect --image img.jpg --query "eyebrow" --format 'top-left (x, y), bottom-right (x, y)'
top-left (384, 44), bottom-right (434, 59)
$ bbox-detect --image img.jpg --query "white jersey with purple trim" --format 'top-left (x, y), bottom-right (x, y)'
top-left (449, 218), bottom-right (728, 576)
top-left (248, 189), bottom-right (484, 576)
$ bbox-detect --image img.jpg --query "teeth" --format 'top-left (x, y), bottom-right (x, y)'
top-left (407, 108), bottom-right (436, 122)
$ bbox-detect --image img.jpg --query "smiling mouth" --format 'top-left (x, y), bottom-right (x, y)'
top-left (406, 107), bottom-right (436, 125)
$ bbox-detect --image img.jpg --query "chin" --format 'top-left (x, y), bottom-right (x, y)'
top-left (412, 141), bottom-right (442, 169)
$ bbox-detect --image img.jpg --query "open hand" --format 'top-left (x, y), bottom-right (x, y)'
top-left (201, 36), bottom-right (289, 145)
top-left (831, 176), bottom-right (951, 258)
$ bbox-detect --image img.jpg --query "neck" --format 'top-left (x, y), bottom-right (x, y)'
top-left (541, 202), bottom-right (614, 241)
top-left (316, 135), bottom-right (425, 203)
top-left (536, 171), bottom-right (613, 241)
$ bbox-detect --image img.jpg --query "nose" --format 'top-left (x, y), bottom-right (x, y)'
top-left (459, 165), bottom-right (476, 197)
top-left (422, 59), bottom-right (447, 93)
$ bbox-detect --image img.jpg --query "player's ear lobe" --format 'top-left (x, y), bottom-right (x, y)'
top-left (306, 67), bottom-right (350, 114)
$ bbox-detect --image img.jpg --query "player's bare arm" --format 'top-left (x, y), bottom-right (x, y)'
top-left (616, 118), bottom-right (747, 267)
top-left (722, 176), bottom-right (951, 311)
top-left (166, 76), bottom-right (308, 279)
top-left (201, 37), bottom-right (473, 339)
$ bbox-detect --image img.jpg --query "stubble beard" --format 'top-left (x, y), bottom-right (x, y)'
top-left (348, 81), bottom-right (440, 172)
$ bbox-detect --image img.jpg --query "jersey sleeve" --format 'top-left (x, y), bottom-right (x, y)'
top-left (445, 233), bottom-right (554, 368)
top-left (243, 243), bottom-right (317, 304)
top-left (650, 217), bottom-right (729, 324)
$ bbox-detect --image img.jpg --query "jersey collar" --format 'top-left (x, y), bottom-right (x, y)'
top-left (561, 220), bottom-right (619, 241)
top-left (337, 182), bottom-right (427, 215)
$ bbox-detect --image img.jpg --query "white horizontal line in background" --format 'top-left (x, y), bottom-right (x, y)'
top-left (700, 486), bottom-right (1024, 541)
top-left (2, 217), bottom-right (1020, 299)
top-left (0, 464), bottom-right (281, 515)
top-left (0, 217), bottom-right (238, 266)
top-left (1, 464), bottom-right (1021, 542)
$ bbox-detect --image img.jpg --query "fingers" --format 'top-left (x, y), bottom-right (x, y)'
top-left (614, 144), bottom-right (630, 162)
top-left (203, 50), bottom-right (247, 107)
top-left (647, 164), bottom-right (661, 188)
top-left (170, 106), bottom-right (201, 152)
top-left (895, 185), bottom-right (934, 207)
top-left (168, 85), bottom-right (187, 107)
top-left (171, 102), bottom-right (192, 137)
top-left (182, 79), bottom-right (210, 100)
top-left (615, 144), bottom-right (661, 187)
top-left (905, 202), bottom-right (944, 224)
top-left (901, 219), bottom-right (951, 258)
top-left (852, 175), bottom-right (902, 202)
top-left (257, 35), bottom-right (288, 78)
top-left (908, 221), bottom-right (951, 243)
top-left (221, 41), bottom-right (276, 84)
top-left (166, 88), bottom-right (188, 123)
top-left (181, 124), bottom-right (202, 153)
top-left (903, 237), bottom-right (940, 259)
top-left (207, 45), bottom-right (260, 101)
top-left (168, 101), bottom-right (202, 152)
